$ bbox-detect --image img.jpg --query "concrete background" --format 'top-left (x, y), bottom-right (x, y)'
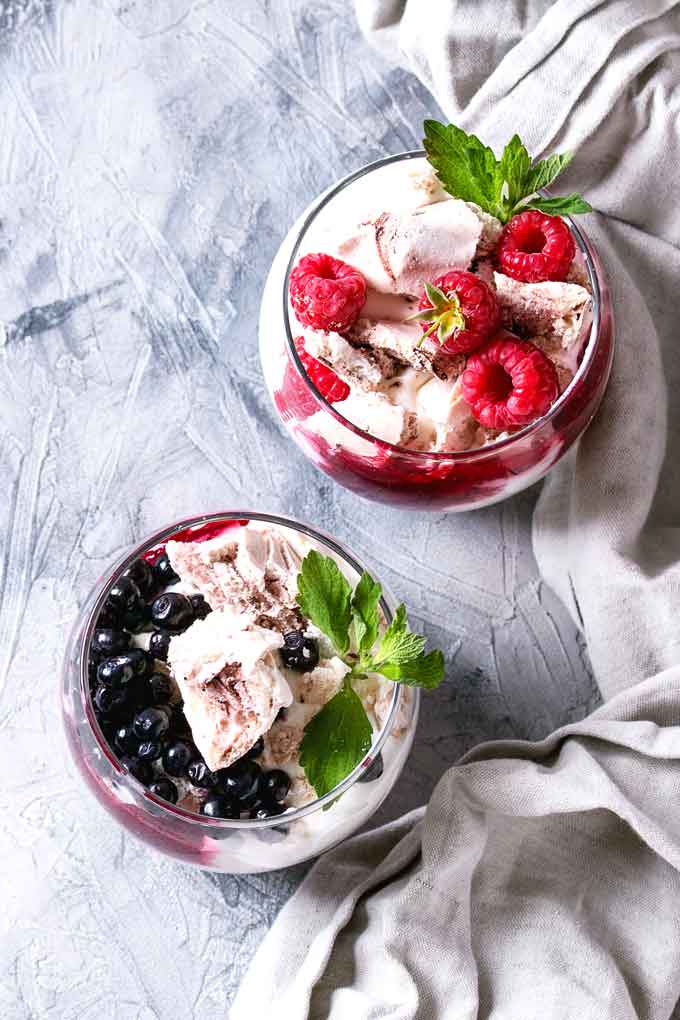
top-left (0, 2), bottom-right (598, 1016)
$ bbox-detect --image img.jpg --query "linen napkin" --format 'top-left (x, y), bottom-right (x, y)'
top-left (233, 2), bottom-right (680, 1016)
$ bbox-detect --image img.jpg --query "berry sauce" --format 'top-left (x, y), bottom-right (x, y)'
top-left (141, 518), bottom-right (249, 565)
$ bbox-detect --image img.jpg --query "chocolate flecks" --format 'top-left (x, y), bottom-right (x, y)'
top-left (374, 212), bottom-right (396, 284)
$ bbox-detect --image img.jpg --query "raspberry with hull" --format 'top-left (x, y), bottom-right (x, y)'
top-left (416, 270), bottom-right (500, 354)
top-left (497, 211), bottom-right (575, 283)
top-left (289, 252), bottom-right (366, 332)
top-left (462, 334), bottom-right (559, 430)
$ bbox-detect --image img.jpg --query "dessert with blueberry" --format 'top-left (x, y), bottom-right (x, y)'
top-left (285, 120), bottom-right (594, 453)
top-left (85, 518), bottom-right (443, 824)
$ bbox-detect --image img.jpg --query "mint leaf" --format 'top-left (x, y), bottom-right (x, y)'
top-left (423, 119), bottom-right (499, 215)
top-left (376, 649), bottom-right (445, 689)
top-left (300, 680), bottom-right (373, 799)
top-left (351, 571), bottom-right (382, 656)
top-left (522, 194), bottom-right (593, 217)
top-left (422, 119), bottom-right (591, 223)
top-left (498, 134), bottom-right (532, 213)
top-left (297, 550), bottom-right (352, 655)
top-left (373, 604), bottom-right (426, 666)
top-left (526, 151), bottom-right (573, 194)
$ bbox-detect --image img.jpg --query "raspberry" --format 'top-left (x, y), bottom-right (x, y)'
top-left (294, 336), bottom-right (350, 403)
top-left (461, 334), bottom-right (559, 430)
top-left (289, 253), bottom-right (366, 332)
top-left (497, 211), bottom-right (575, 283)
top-left (416, 270), bottom-right (500, 354)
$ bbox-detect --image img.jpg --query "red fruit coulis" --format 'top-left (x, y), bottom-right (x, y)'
top-left (142, 518), bottom-right (249, 565)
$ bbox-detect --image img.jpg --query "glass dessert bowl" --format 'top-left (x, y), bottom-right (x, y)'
top-left (260, 149), bottom-right (614, 511)
top-left (62, 512), bottom-right (422, 873)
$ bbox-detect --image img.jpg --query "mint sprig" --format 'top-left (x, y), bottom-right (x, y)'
top-left (299, 680), bottom-right (373, 801)
top-left (423, 120), bottom-right (592, 224)
top-left (295, 552), bottom-right (445, 800)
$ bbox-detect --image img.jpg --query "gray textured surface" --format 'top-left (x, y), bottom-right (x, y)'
top-left (0, 2), bottom-right (598, 1016)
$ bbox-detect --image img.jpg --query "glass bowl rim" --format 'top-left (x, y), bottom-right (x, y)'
top-left (282, 148), bottom-right (604, 461)
top-left (76, 510), bottom-right (409, 830)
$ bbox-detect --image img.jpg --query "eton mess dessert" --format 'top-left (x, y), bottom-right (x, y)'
top-left (286, 120), bottom-right (594, 454)
top-left (86, 517), bottom-right (443, 821)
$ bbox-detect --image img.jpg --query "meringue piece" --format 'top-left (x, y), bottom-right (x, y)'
top-left (333, 199), bottom-right (481, 296)
top-left (494, 272), bottom-right (592, 374)
top-left (167, 611), bottom-right (291, 771)
top-left (347, 317), bottom-right (463, 380)
top-left (304, 330), bottom-right (401, 392)
top-left (387, 199), bottom-right (482, 293)
top-left (166, 524), bottom-right (304, 633)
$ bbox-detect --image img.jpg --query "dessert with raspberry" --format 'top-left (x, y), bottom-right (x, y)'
top-left (66, 514), bottom-right (441, 870)
top-left (284, 122), bottom-right (594, 454)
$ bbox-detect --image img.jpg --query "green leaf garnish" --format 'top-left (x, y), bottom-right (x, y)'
top-left (351, 570), bottom-right (382, 656)
top-left (297, 549), bottom-right (352, 655)
top-left (375, 649), bottom-right (445, 689)
top-left (423, 119), bottom-right (592, 224)
top-left (295, 551), bottom-right (446, 802)
top-left (373, 604), bottom-right (426, 666)
top-left (299, 679), bottom-right (373, 800)
top-left (519, 194), bottom-right (593, 217)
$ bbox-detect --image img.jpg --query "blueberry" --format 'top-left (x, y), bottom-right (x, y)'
top-left (97, 655), bottom-right (136, 689)
top-left (150, 593), bottom-right (194, 633)
top-left (358, 752), bottom-right (383, 783)
top-left (281, 631), bottom-right (319, 672)
top-left (133, 706), bottom-right (170, 741)
top-left (114, 723), bottom-right (140, 755)
top-left (245, 736), bottom-right (264, 759)
top-left (153, 553), bottom-right (179, 587)
top-left (91, 628), bottom-right (131, 657)
top-left (201, 794), bottom-right (240, 819)
top-left (120, 755), bottom-right (153, 785)
top-left (123, 600), bottom-right (151, 634)
top-left (137, 739), bottom-right (163, 762)
top-left (148, 672), bottom-right (172, 704)
top-left (250, 799), bottom-right (286, 819)
top-left (186, 760), bottom-right (218, 789)
top-left (97, 649), bottom-right (151, 689)
top-left (259, 769), bottom-right (290, 804)
top-left (148, 629), bottom-right (171, 661)
top-left (162, 740), bottom-right (196, 777)
top-left (93, 683), bottom-right (130, 718)
top-left (95, 604), bottom-right (122, 629)
top-left (217, 759), bottom-right (261, 800)
top-left (189, 594), bottom-right (212, 620)
top-left (149, 777), bottom-right (178, 804)
top-left (105, 576), bottom-right (141, 615)
top-left (122, 558), bottom-right (156, 598)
